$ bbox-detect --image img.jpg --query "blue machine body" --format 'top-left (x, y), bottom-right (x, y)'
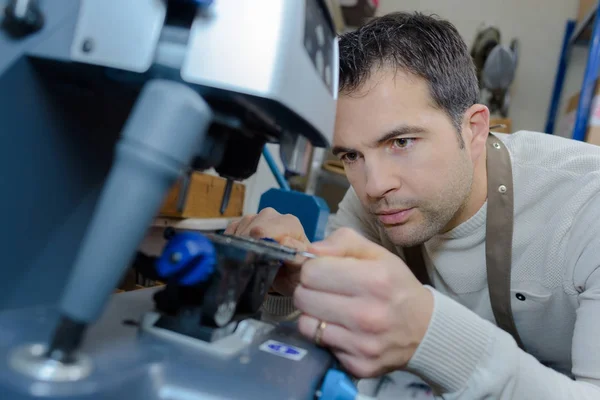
top-left (259, 188), bottom-right (330, 242)
top-left (260, 146), bottom-right (331, 242)
top-left (319, 369), bottom-right (361, 400)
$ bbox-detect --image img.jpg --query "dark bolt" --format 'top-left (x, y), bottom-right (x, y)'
top-left (82, 38), bottom-right (94, 53)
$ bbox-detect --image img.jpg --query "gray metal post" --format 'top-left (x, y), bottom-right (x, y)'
top-left (59, 79), bottom-right (212, 324)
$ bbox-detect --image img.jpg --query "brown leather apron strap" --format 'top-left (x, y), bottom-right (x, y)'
top-left (403, 133), bottom-right (525, 350)
top-left (485, 133), bottom-right (525, 350)
top-left (403, 246), bottom-right (431, 287)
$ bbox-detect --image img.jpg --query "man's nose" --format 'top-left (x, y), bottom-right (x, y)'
top-left (364, 159), bottom-right (400, 199)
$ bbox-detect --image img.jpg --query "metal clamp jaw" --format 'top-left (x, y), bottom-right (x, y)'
top-left (151, 232), bottom-right (305, 342)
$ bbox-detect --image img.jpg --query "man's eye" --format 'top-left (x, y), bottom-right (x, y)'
top-left (391, 138), bottom-right (414, 149)
top-left (341, 152), bottom-right (359, 163)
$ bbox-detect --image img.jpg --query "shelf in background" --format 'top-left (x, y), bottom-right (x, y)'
top-left (571, 3), bottom-right (598, 46)
top-left (545, 1), bottom-right (600, 142)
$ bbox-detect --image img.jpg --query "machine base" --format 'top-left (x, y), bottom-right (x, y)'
top-left (0, 287), bottom-right (333, 399)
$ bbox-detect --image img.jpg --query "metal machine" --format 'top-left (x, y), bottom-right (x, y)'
top-left (0, 0), bottom-right (368, 398)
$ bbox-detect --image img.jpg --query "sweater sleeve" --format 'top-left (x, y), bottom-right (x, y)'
top-left (406, 287), bottom-right (600, 399)
top-left (406, 193), bottom-right (600, 399)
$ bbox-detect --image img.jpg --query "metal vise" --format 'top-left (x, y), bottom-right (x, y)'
top-left (0, 1), bottom-right (347, 399)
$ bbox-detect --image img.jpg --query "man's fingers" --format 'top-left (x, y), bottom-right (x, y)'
top-left (281, 236), bottom-right (310, 266)
top-left (297, 314), bottom-right (387, 378)
top-left (308, 227), bottom-right (384, 260)
top-left (299, 257), bottom-right (370, 296)
top-left (233, 214), bottom-right (257, 235)
top-left (333, 351), bottom-right (381, 379)
top-left (223, 219), bottom-right (240, 235)
top-left (297, 313), bottom-right (355, 353)
top-left (248, 224), bottom-right (306, 243)
top-left (299, 318), bottom-right (381, 379)
top-left (226, 209), bottom-right (308, 245)
top-left (280, 236), bottom-right (308, 252)
top-left (249, 214), bottom-right (308, 242)
top-left (294, 285), bottom-right (356, 328)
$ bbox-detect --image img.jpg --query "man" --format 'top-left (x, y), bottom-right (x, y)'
top-left (225, 12), bottom-right (600, 399)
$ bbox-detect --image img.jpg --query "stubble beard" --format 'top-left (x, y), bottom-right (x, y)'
top-left (374, 160), bottom-right (474, 248)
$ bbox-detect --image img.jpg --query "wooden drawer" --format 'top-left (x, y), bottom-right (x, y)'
top-left (159, 172), bottom-right (245, 219)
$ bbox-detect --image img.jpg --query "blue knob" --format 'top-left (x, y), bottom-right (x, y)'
top-left (156, 231), bottom-right (216, 286)
top-left (319, 369), bottom-right (359, 400)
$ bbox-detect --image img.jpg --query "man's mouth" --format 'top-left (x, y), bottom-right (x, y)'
top-left (375, 208), bottom-right (414, 225)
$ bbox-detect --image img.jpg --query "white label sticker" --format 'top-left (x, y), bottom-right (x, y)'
top-left (259, 340), bottom-right (307, 361)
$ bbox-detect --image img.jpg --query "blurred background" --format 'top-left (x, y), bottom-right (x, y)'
top-left (372, 0), bottom-right (591, 138)
top-left (276, 0), bottom-right (600, 214)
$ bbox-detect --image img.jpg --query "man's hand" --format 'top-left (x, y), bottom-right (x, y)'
top-left (224, 207), bottom-right (310, 296)
top-left (294, 227), bottom-right (434, 378)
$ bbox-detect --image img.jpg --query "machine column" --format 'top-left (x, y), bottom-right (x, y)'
top-left (47, 79), bottom-right (213, 363)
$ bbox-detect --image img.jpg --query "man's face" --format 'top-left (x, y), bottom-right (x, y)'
top-left (333, 69), bottom-right (475, 247)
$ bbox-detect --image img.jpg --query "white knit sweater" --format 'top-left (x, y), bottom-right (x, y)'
top-left (263, 130), bottom-right (600, 399)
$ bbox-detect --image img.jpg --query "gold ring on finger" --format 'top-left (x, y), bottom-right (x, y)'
top-left (313, 320), bottom-right (327, 346)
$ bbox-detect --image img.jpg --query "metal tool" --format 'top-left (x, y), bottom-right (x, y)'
top-left (220, 178), bottom-right (234, 214)
top-left (209, 234), bottom-right (318, 262)
top-left (299, 250), bottom-right (318, 259)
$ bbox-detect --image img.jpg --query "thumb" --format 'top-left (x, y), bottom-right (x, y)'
top-left (307, 227), bottom-right (385, 260)
top-left (280, 236), bottom-right (308, 252)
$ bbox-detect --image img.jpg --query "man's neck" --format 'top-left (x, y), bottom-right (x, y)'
top-left (443, 149), bottom-right (488, 232)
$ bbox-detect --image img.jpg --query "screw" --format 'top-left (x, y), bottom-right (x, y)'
top-left (220, 179), bottom-right (234, 215)
top-left (170, 252), bottom-right (182, 263)
top-left (82, 38), bottom-right (94, 53)
top-left (239, 355), bottom-right (250, 364)
top-left (163, 227), bottom-right (176, 240)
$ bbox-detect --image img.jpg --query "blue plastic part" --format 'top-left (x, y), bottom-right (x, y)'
top-left (262, 146), bottom-right (291, 191)
top-left (573, 4), bottom-right (600, 141)
top-left (258, 188), bottom-right (330, 242)
top-left (546, 2), bottom-right (600, 140)
top-left (545, 19), bottom-right (576, 134)
top-left (319, 369), bottom-right (359, 400)
top-left (155, 232), bottom-right (216, 286)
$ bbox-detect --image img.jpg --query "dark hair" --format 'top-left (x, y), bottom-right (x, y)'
top-left (338, 12), bottom-right (479, 144)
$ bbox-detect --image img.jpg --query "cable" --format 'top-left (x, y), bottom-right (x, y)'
top-left (262, 146), bottom-right (291, 191)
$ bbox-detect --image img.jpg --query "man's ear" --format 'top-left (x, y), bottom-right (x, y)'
top-left (462, 104), bottom-right (489, 162)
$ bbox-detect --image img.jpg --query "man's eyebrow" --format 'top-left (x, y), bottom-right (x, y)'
top-left (331, 146), bottom-right (354, 156)
top-left (331, 125), bottom-right (427, 156)
top-left (373, 125), bottom-right (428, 146)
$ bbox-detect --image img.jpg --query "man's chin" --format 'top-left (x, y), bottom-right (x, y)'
top-left (382, 222), bottom-right (434, 248)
